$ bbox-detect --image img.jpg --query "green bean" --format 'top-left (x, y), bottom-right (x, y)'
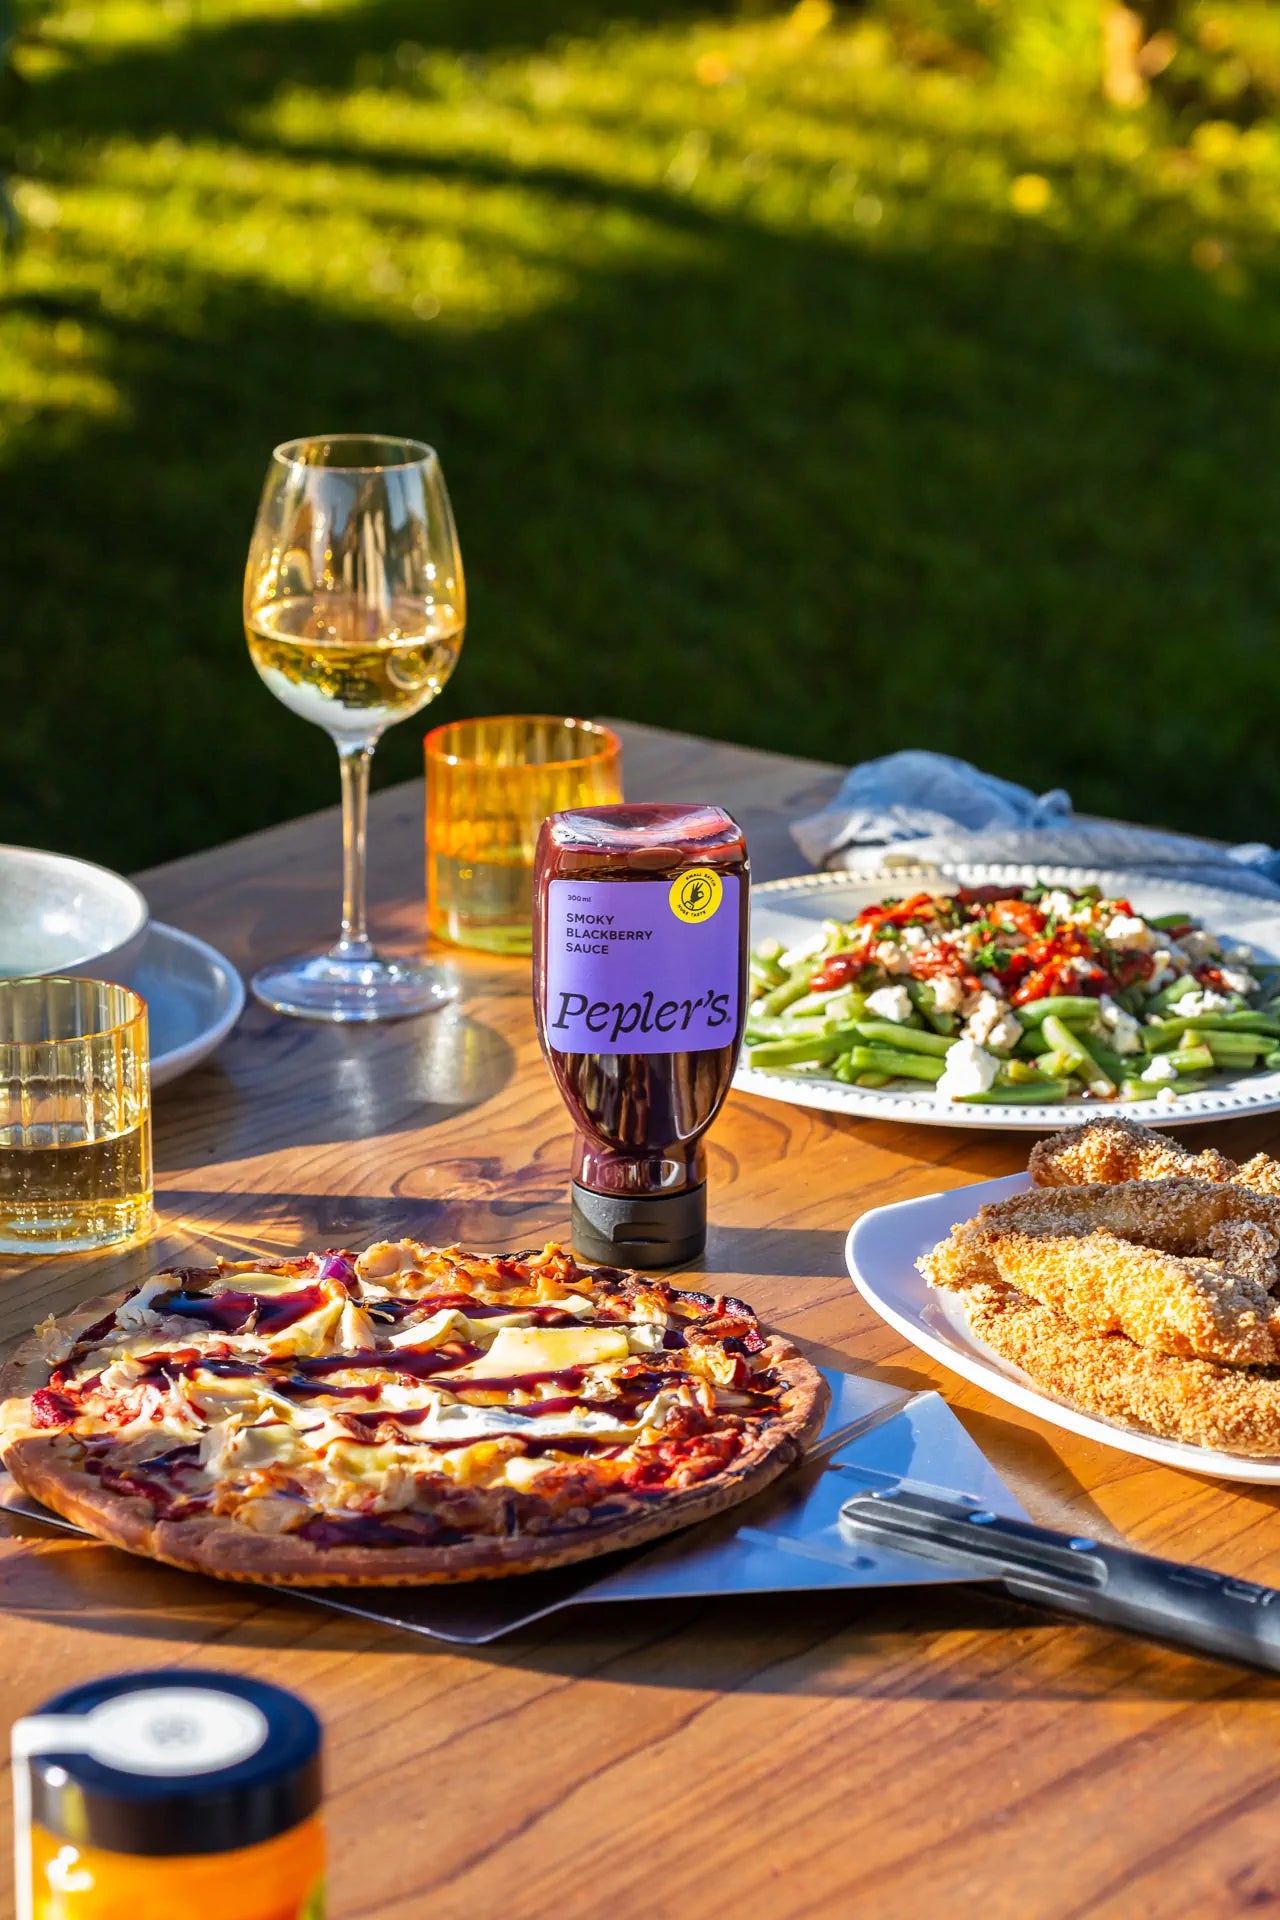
top-left (1035, 1048), bottom-right (1078, 1079)
top-left (956, 1081), bottom-right (1073, 1104)
top-left (1004, 1058), bottom-right (1056, 1084)
top-left (744, 1016), bottom-right (830, 1043)
top-left (1267, 1049), bottom-right (1280, 1071)
top-left (906, 978), bottom-right (960, 1036)
top-left (847, 1045), bottom-right (945, 1083)
top-left (1164, 1045), bottom-right (1214, 1074)
top-left (1203, 1032), bottom-right (1271, 1064)
top-left (855, 1071), bottom-right (892, 1088)
top-left (1119, 1078), bottom-right (1158, 1101)
top-left (749, 953), bottom-right (787, 990)
top-left (1149, 974), bottom-right (1199, 1014)
top-left (831, 1052), bottom-right (857, 1084)
top-left (853, 1022), bottom-right (954, 1057)
top-left (787, 987), bottom-right (866, 1020)
top-left (756, 970), bottom-right (815, 1018)
top-left (1001, 1061), bottom-right (1063, 1085)
top-left (1076, 1035), bottom-right (1128, 1083)
top-left (744, 1035), bottom-right (843, 1069)
top-left (1042, 1016), bottom-right (1114, 1094)
top-left (1016, 997), bottom-right (1100, 1027)
top-left (1144, 1012), bottom-right (1280, 1040)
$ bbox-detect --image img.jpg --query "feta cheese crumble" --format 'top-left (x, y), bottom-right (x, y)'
top-left (1140, 1053), bottom-right (1178, 1084)
top-left (937, 1037), bottom-right (999, 1100)
top-left (864, 985), bottom-right (913, 1024)
top-left (930, 975), bottom-right (965, 1015)
top-left (872, 939), bottom-right (911, 976)
top-left (961, 990), bottom-right (1023, 1053)
top-left (1176, 988), bottom-right (1237, 1018)
top-left (1178, 928), bottom-right (1221, 964)
top-left (1104, 913), bottom-right (1155, 953)
top-left (1098, 995), bottom-right (1143, 1056)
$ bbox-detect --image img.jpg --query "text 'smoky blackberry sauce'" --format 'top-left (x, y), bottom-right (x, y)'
top-left (533, 803), bottom-right (749, 1267)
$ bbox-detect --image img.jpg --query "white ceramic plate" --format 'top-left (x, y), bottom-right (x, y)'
top-left (736, 864), bottom-right (1280, 1129)
top-left (127, 922), bottom-right (245, 1089)
top-left (845, 1171), bottom-right (1280, 1484)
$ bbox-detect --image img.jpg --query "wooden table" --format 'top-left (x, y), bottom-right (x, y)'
top-left (4, 720), bottom-right (1279, 1920)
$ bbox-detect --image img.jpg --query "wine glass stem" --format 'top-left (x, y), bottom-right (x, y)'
top-left (333, 740), bottom-right (376, 963)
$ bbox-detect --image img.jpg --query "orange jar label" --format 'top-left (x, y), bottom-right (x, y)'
top-left (29, 1816), bottom-right (324, 1920)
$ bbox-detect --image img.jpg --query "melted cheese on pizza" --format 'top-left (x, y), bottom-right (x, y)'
top-left (3, 1242), bottom-right (787, 1549)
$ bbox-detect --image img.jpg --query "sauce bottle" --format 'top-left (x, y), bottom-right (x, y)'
top-left (533, 802), bottom-right (749, 1267)
top-left (13, 1669), bottom-right (324, 1920)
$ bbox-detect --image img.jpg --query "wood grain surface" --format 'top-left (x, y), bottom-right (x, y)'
top-left (3, 719), bottom-right (1280, 1920)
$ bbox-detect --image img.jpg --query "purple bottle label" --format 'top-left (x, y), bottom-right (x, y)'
top-left (544, 875), bottom-right (741, 1055)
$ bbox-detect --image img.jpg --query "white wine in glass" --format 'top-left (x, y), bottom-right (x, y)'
top-left (244, 433), bottom-right (464, 1020)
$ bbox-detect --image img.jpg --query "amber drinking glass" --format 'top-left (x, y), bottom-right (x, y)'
top-left (0, 978), bottom-right (152, 1253)
top-left (425, 717), bottom-right (622, 954)
top-left (245, 433), bottom-right (465, 1021)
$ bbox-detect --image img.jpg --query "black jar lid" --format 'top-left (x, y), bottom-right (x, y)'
top-left (25, 1669), bottom-right (322, 1858)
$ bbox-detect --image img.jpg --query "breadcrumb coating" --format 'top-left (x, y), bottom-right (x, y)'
top-left (966, 1284), bottom-right (1280, 1457)
top-left (1029, 1117), bottom-right (1243, 1189)
top-left (980, 1231), bottom-right (1280, 1366)
top-left (1238, 1153), bottom-right (1280, 1198)
top-left (921, 1180), bottom-right (1280, 1285)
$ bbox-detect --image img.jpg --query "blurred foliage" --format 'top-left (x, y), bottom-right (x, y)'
top-left (3, 0), bottom-right (1280, 869)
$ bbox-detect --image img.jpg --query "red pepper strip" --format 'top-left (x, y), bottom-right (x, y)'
top-left (854, 891), bottom-right (941, 930)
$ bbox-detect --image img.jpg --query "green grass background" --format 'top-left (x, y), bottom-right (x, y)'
top-left (4, 0), bottom-right (1280, 870)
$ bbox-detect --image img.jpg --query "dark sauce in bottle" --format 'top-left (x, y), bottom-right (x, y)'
top-left (532, 803), bottom-right (749, 1267)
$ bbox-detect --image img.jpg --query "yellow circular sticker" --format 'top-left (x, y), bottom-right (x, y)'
top-left (669, 868), bottom-right (723, 924)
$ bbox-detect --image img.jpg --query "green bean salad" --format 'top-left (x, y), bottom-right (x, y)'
top-left (744, 884), bottom-right (1280, 1108)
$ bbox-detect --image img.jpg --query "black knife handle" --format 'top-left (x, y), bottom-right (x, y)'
top-left (840, 1487), bottom-right (1280, 1674)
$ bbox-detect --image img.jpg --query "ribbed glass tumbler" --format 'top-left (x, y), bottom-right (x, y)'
top-left (0, 977), bottom-right (153, 1253)
top-left (425, 717), bottom-right (623, 955)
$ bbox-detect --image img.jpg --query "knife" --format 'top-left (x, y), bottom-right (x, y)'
top-left (841, 1485), bottom-right (1280, 1674)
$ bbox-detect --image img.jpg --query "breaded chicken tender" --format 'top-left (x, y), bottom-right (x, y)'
top-left (924, 1123), bottom-right (1280, 1455)
top-left (922, 1180), bottom-right (1280, 1282)
top-left (966, 1284), bottom-right (1280, 1457)
top-left (1238, 1153), bottom-right (1280, 1198)
top-left (1029, 1117), bottom-right (1241, 1189)
top-left (1030, 1116), bottom-right (1280, 1197)
top-left (977, 1230), bottom-right (1280, 1366)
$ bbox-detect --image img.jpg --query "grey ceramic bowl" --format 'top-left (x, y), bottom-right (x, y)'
top-left (0, 846), bottom-right (150, 984)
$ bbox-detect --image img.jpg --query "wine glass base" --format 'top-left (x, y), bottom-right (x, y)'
top-left (251, 951), bottom-right (457, 1023)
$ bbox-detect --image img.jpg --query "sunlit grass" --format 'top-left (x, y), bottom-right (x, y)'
top-left (4, 0), bottom-right (1280, 863)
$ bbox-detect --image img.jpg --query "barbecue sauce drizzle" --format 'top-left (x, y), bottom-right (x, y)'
top-left (56, 1255), bottom-right (775, 1536)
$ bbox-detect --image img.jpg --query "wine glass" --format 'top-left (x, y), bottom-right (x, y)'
top-left (244, 433), bottom-right (464, 1021)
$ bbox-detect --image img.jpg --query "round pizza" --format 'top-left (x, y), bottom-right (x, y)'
top-left (0, 1239), bottom-right (827, 1586)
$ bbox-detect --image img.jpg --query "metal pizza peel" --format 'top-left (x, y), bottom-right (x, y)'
top-left (0, 1367), bottom-right (1027, 1645)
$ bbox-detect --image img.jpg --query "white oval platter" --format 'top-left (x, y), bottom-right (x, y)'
top-left (845, 1171), bottom-right (1280, 1485)
top-left (735, 863), bottom-right (1280, 1130)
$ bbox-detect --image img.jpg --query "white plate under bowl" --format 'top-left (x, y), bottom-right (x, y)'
top-left (846, 1170), bottom-right (1280, 1484)
top-left (736, 864), bottom-right (1280, 1129)
top-left (127, 922), bottom-right (245, 1089)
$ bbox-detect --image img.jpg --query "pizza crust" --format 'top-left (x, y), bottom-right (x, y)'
top-left (0, 1286), bottom-right (828, 1587)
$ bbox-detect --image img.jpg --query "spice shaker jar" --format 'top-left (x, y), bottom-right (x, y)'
top-left (13, 1669), bottom-right (324, 1920)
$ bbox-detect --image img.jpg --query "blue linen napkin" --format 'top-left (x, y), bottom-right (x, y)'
top-left (791, 751), bottom-right (1280, 901)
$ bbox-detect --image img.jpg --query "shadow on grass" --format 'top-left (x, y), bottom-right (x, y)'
top-left (6, 0), bottom-right (1280, 867)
